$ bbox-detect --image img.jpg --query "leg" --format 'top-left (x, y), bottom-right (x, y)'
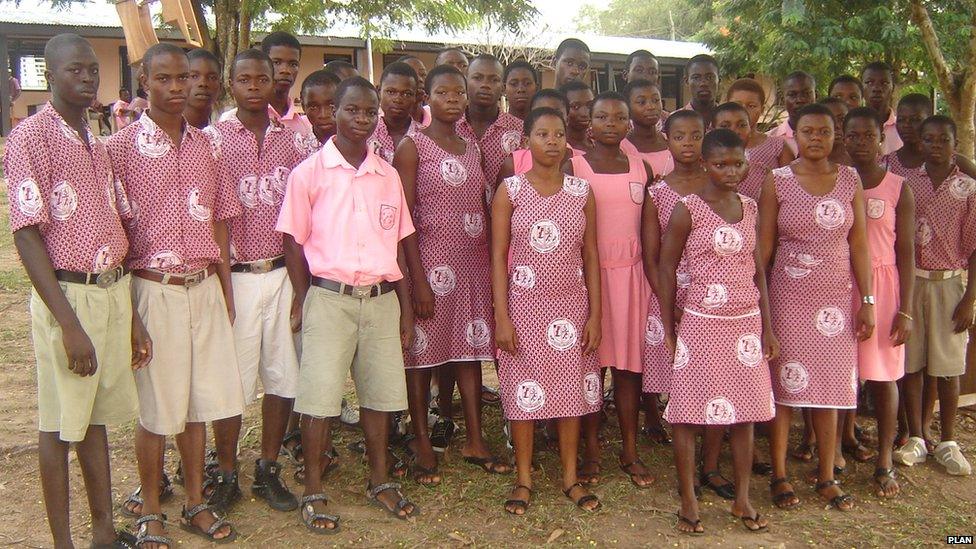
top-left (437, 364), bottom-right (456, 419)
top-left (729, 423), bottom-right (766, 530)
top-left (791, 408), bottom-right (815, 461)
top-left (578, 411), bottom-right (602, 484)
top-left (207, 415), bottom-right (242, 513)
top-left (211, 414), bottom-right (241, 472)
top-left (405, 368), bottom-right (439, 484)
top-left (936, 375), bottom-right (959, 443)
top-left (700, 425), bottom-right (733, 499)
top-left (175, 422), bottom-right (233, 538)
top-left (613, 370), bottom-right (653, 487)
top-left (811, 408), bottom-right (853, 511)
top-left (39, 432), bottom-right (73, 549)
top-left (74, 425), bottom-right (117, 546)
top-left (456, 361), bottom-right (511, 472)
top-left (506, 420), bottom-right (534, 515)
top-left (558, 416), bottom-right (600, 511)
top-left (769, 404), bottom-right (798, 508)
top-left (869, 380), bottom-right (900, 497)
top-left (902, 371), bottom-right (925, 439)
top-left (261, 395), bottom-right (294, 462)
top-left (921, 374), bottom-right (938, 444)
top-left (673, 424), bottom-right (702, 533)
top-left (300, 415), bottom-right (337, 531)
top-left (134, 425), bottom-right (168, 547)
top-left (362, 408), bottom-right (416, 517)
top-left (896, 379), bottom-right (909, 446)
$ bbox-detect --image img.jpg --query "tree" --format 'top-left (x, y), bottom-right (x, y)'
top-left (576, 0), bottom-right (708, 40)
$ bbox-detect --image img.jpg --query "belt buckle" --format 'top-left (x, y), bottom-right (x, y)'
top-left (184, 270), bottom-right (205, 287)
top-left (95, 268), bottom-right (119, 288)
top-left (251, 260), bottom-right (272, 274)
top-left (352, 285), bottom-right (372, 298)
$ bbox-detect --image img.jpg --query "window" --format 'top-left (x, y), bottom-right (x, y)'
top-left (9, 42), bottom-right (47, 91)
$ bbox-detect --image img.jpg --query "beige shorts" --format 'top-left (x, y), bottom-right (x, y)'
top-left (31, 276), bottom-right (139, 442)
top-left (906, 275), bottom-right (970, 377)
top-left (232, 268), bottom-right (300, 403)
top-left (132, 275), bottom-right (244, 435)
top-left (294, 286), bottom-right (407, 418)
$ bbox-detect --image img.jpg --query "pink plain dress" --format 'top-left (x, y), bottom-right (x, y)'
top-left (768, 164), bottom-right (859, 409)
top-left (512, 147), bottom-right (581, 175)
top-left (663, 194), bottom-right (774, 425)
top-left (621, 138), bottom-right (674, 181)
top-left (570, 154), bottom-right (650, 373)
top-left (739, 135), bottom-right (787, 199)
top-left (857, 171), bottom-right (906, 381)
top-left (497, 174), bottom-right (602, 420)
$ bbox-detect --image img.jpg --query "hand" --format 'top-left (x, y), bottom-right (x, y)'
top-left (856, 303), bottom-right (875, 341)
top-left (581, 316), bottom-right (601, 355)
top-left (495, 316), bottom-right (519, 354)
top-left (762, 329), bottom-right (780, 361)
top-left (62, 323), bottom-right (97, 377)
top-left (663, 330), bottom-right (676, 354)
top-left (290, 292), bottom-right (305, 333)
top-left (130, 314), bottom-right (153, 370)
top-left (412, 278), bottom-right (436, 320)
top-left (224, 293), bottom-right (236, 325)
top-left (951, 293), bottom-right (975, 333)
top-left (889, 312), bottom-right (913, 347)
top-left (400, 311), bottom-right (416, 350)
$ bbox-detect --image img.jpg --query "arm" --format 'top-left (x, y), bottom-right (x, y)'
top-left (581, 189), bottom-right (602, 354)
top-left (848, 184), bottom-right (875, 340)
top-left (393, 137), bottom-right (434, 319)
top-left (395, 242), bottom-right (416, 349)
top-left (658, 202), bottom-right (691, 352)
top-left (954, 153), bottom-right (976, 180)
top-left (952, 194), bottom-right (976, 333)
top-left (777, 141), bottom-right (796, 167)
top-left (496, 155), bottom-right (514, 190)
top-left (753, 220), bottom-right (780, 361)
top-left (283, 234), bottom-right (310, 333)
top-left (891, 183), bottom-right (916, 345)
top-left (642, 159), bottom-right (656, 187)
top-left (640, 192), bottom-right (661, 294)
top-left (490, 183), bottom-right (518, 353)
top-left (213, 220), bottom-right (235, 324)
top-left (757, 172), bottom-right (779, 270)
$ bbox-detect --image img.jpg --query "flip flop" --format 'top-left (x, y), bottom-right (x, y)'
top-left (675, 513), bottom-right (704, 535)
top-left (738, 512), bottom-right (768, 532)
top-left (504, 484), bottom-right (532, 515)
top-left (464, 455), bottom-right (512, 475)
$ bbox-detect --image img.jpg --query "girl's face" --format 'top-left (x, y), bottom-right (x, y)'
top-left (713, 109), bottom-right (751, 145)
top-left (554, 46), bottom-right (590, 87)
top-left (590, 98), bottom-right (629, 146)
top-left (920, 122), bottom-right (955, 165)
top-left (844, 117), bottom-right (882, 164)
top-left (565, 88), bottom-right (595, 131)
top-left (795, 113), bottom-right (834, 160)
top-left (504, 67), bottom-right (538, 115)
top-left (825, 102), bottom-right (849, 149)
top-left (667, 117), bottom-right (705, 165)
top-left (727, 89), bottom-right (763, 129)
top-left (626, 55), bottom-right (659, 85)
top-left (703, 146), bottom-right (748, 192)
top-left (830, 82), bottom-right (862, 110)
top-left (895, 104), bottom-right (929, 145)
top-left (426, 73), bottom-right (467, 123)
top-left (628, 85), bottom-right (662, 129)
top-left (527, 114), bottom-right (568, 168)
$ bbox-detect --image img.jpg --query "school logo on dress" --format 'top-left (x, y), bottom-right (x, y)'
top-left (676, 270), bottom-right (692, 288)
top-left (113, 178), bottom-right (132, 217)
top-left (147, 250), bottom-right (184, 270)
top-left (428, 265), bottom-right (457, 296)
top-left (440, 157), bottom-right (468, 187)
top-left (202, 126), bottom-right (221, 159)
top-left (948, 175), bottom-right (976, 200)
top-left (17, 179), bottom-right (43, 217)
top-left (92, 245), bottom-right (114, 273)
top-left (780, 361), bottom-right (809, 394)
top-left (562, 176), bottom-right (589, 197)
top-left (701, 283), bottom-right (729, 309)
top-left (866, 198), bottom-right (886, 219)
top-left (629, 182), bottom-right (645, 205)
top-left (515, 380), bottom-right (546, 413)
top-left (644, 315), bottom-right (665, 346)
top-left (705, 397), bottom-right (736, 425)
top-left (501, 130), bottom-right (522, 154)
top-left (465, 319), bottom-right (491, 348)
top-left (294, 132), bottom-right (319, 158)
top-left (410, 325), bottom-right (429, 355)
top-left (187, 188), bottom-right (213, 222)
top-left (380, 204), bottom-right (397, 230)
top-left (529, 220), bottom-right (561, 253)
top-left (136, 127), bottom-right (171, 158)
top-left (511, 265), bottom-right (536, 293)
top-left (272, 167), bottom-right (290, 195)
top-left (258, 174), bottom-right (281, 206)
top-left (915, 216), bottom-right (933, 246)
top-left (815, 306), bottom-right (845, 337)
top-left (49, 181), bottom-right (78, 221)
top-left (736, 334), bottom-right (763, 366)
top-left (795, 253), bottom-right (822, 266)
top-left (672, 337), bottom-right (690, 370)
top-left (814, 198), bottom-right (846, 230)
top-left (784, 266), bottom-right (812, 279)
top-left (583, 372), bottom-right (602, 405)
top-left (238, 175), bottom-right (260, 208)
top-left (463, 213), bottom-right (485, 237)
top-left (713, 226), bottom-right (744, 256)
top-left (505, 176), bottom-right (522, 199)
top-left (546, 318), bottom-right (578, 351)
top-left (485, 185), bottom-right (494, 206)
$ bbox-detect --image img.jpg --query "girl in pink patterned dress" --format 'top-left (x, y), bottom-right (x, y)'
top-left (492, 107), bottom-right (602, 514)
top-left (621, 80), bottom-right (673, 180)
top-left (395, 65), bottom-right (511, 486)
top-left (723, 78), bottom-right (794, 199)
top-left (565, 92), bottom-right (656, 489)
top-left (659, 129), bottom-right (776, 534)
top-left (759, 103), bottom-right (875, 512)
top-left (845, 107), bottom-right (915, 498)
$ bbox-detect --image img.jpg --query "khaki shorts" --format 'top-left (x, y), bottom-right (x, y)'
top-left (906, 275), bottom-right (970, 377)
top-left (31, 276), bottom-right (139, 442)
top-left (132, 275), bottom-right (244, 435)
top-left (232, 268), bottom-right (300, 403)
top-left (294, 286), bottom-right (407, 418)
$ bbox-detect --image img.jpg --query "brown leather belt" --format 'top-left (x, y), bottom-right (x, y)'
top-left (134, 265), bottom-right (217, 287)
top-left (231, 256), bottom-right (286, 274)
top-left (310, 276), bottom-right (395, 298)
top-left (54, 265), bottom-right (129, 288)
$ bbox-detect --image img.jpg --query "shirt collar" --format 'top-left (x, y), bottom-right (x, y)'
top-left (271, 102), bottom-right (299, 121)
top-left (138, 111), bottom-right (198, 142)
top-left (43, 101), bottom-right (95, 144)
top-left (884, 109), bottom-right (897, 127)
top-left (231, 110), bottom-right (284, 134)
top-left (318, 136), bottom-right (387, 176)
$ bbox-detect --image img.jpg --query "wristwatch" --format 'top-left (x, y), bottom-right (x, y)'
top-left (862, 295), bottom-right (875, 305)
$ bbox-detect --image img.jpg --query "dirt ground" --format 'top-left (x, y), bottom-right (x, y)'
top-left (0, 188), bottom-right (974, 549)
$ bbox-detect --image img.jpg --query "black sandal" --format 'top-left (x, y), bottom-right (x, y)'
top-left (178, 503), bottom-right (237, 544)
top-left (281, 429), bottom-right (304, 465)
top-left (293, 447), bottom-right (339, 484)
top-left (769, 477), bottom-right (799, 509)
top-left (739, 513), bottom-right (768, 532)
top-left (463, 455), bottom-right (512, 475)
top-left (642, 425), bottom-right (672, 444)
top-left (90, 530), bottom-right (137, 549)
top-left (675, 513), bottom-right (704, 535)
top-left (815, 479), bottom-right (855, 511)
top-left (620, 457), bottom-right (654, 488)
top-left (367, 482), bottom-right (420, 519)
top-left (563, 482), bottom-right (601, 511)
top-left (751, 461), bottom-right (773, 475)
top-left (300, 493), bottom-right (340, 534)
top-left (121, 476), bottom-right (174, 518)
top-left (873, 467), bottom-right (899, 498)
top-left (578, 459), bottom-right (601, 485)
top-left (504, 484), bottom-right (532, 515)
top-left (134, 514), bottom-right (170, 549)
top-left (700, 470), bottom-right (735, 500)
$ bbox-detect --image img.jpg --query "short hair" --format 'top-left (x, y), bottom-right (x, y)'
top-left (844, 106), bottom-right (884, 131)
top-left (44, 33), bottom-right (92, 70)
top-left (424, 64), bottom-right (465, 94)
top-left (861, 61), bottom-right (893, 78)
top-left (784, 70), bottom-right (815, 87)
top-left (396, 54), bottom-right (419, 63)
top-left (119, 87), bottom-right (129, 94)
top-left (794, 103), bottom-right (835, 125)
top-left (664, 109), bottom-right (704, 134)
top-left (819, 96), bottom-right (848, 109)
top-left (380, 61), bottom-right (418, 87)
top-left (623, 78), bottom-right (659, 102)
top-left (300, 69), bottom-right (341, 98)
top-left (897, 93), bottom-right (933, 114)
top-left (592, 90), bottom-right (627, 111)
top-left (261, 31), bottom-right (301, 54)
top-left (335, 76), bottom-right (377, 105)
top-left (187, 47), bottom-right (221, 70)
top-left (529, 88), bottom-right (568, 111)
top-left (523, 106), bottom-right (566, 136)
top-left (141, 42), bottom-right (186, 75)
top-left (558, 80), bottom-right (591, 96)
top-left (625, 49), bottom-right (656, 71)
top-left (711, 101), bottom-right (749, 124)
top-left (920, 114), bottom-right (956, 138)
top-left (702, 128), bottom-right (744, 158)
top-left (323, 60), bottom-right (357, 77)
top-left (470, 53), bottom-right (503, 73)
top-left (685, 54), bottom-right (718, 73)
top-left (554, 38), bottom-right (590, 60)
top-left (503, 60), bottom-right (539, 85)
top-left (435, 47), bottom-right (466, 62)
top-left (230, 48), bottom-right (272, 77)
top-left (725, 78), bottom-right (766, 105)
top-left (828, 74), bottom-right (863, 95)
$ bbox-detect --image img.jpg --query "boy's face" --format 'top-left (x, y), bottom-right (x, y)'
top-left (844, 117), bottom-right (882, 164)
top-left (625, 56), bottom-right (659, 85)
top-left (268, 45), bottom-right (300, 95)
top-left (526, 114), bottom-right (567, 166)
top-left (783, 76), bottom-right (815, 116)
top-left (686, 61), bottom-right (719, 104)
top-left (862, 68), bottom-right (893, 111)
top-left (141, 52), bottom-right (189, 116)
top-left (555, 47), bottom-right (590, 86)
top-left (46, 42), bottom-right (99, 109)
top-left (896, 103), bottom-right (929, 145)
top-left (467, 58), bottom-right (504, 109)
top-left (504, 67), bottom-right (537, 114)
top-left (335, 86), bottom-right (378, 142)
top-left (667, 117), bottom-right (705, 163)
top-left (230, 58), bottom-right (273, 113)
top-left (920, 122), bottom-right (955, 165)
top-left (379, 74), bottom-right (417, 121)
top-left (703, 146), bottom-right (748, 192)
top-left (727, 89), bottom-right (763, 129)
top-left (120, 89), bottom-right (132, 102)
top-left (403, 58), bottom-right (428, 107)
top-left (628, 85), bottom-right (662, 129)
top-left (713, 110), bottom-right (751, 144)
top-left (437, 50), bottom-right (468, 73)
top-left (187, 57), bottom-right (221, 111)
top-left (830, 82), bottom-right (862, 110)
top-left (302, 84), bottom-right (337, 139)
top-left (565, 88), bottom-right (594, 131)
top-left (589, 98), bottom-right (628, 146)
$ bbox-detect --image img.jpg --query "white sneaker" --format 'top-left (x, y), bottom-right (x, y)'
top-left (934, 441), bottom-right (972, 476)
top-left (893, 436), bottom-right (927, 466)
top-left (339, 399), bottom-right (360, 427)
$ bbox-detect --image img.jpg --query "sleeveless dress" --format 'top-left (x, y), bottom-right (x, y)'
top-left (498, 174), bottom-right (602, 420)
top-left (404, 132), bottom-right (495, 368)
top-left (570, 154), bottom-right (650, 373)
top-left (768, 164), bottom-right (859, 408)
top-left (663, 194), bottom-right (774, 425)
top-left (641, 181), bottom-right (693, 394)
top-left (879, 151), bottom-right (914, 179)
top-left (739, 135), bottom-right (786, 199)
top-left (621, 138), bottom-right (674, 181)
top-left (858, 171), bottom-right (905, 381)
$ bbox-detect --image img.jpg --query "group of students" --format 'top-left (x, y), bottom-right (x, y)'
top-left (5, 29), bottom-right (975, 548)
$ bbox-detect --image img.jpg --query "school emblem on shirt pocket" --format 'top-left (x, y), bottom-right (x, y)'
top-left (137, 127), bottom-right (171, 158)
top-left (380, 204), bottom-right (397, 230)
top-left (187, 188), bottom-right (213, 222)
top-left (546, 318), bottom-right (578, 351)
top-left (814, 198), bottom-right (846, 230)
top-left (629, 182), bottom-right (645, 204)
top-left (463, 212), bottom-right (484, 237)
top-left (440, 157), bottom-right (468, 187)
top-left (501, 130), bottom-right (522, 154)
top-left (705, 397), bottom-right (736, 425)
top-left (17, 179), bottom-right (43, 217)
top-left (50, 181), bottom-right (79, 221)
top-left (239, 175), bottom-right (259, 208)
top-left (866, 198), bottom-right (885, 219)
top-left (949, 175), bottom-right (976, 200)
top-left (515, 380), bottom-right (545, 413)
top-left (583, 372), bottom-right (602, 405)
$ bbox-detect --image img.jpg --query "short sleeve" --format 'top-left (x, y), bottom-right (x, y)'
top-left (3, 126), bottom-right (51, 232)
top-left (963, 192), bottom-right (976, 261)
top-left (276, 165), bottom-right (312, 244)
top-left (212, 147), bottom-right (242, 222)
top-left (394, 173), bottom-right (416, 241)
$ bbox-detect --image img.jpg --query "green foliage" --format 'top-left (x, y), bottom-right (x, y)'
top-left (576, 0), bottom-right (709, 40)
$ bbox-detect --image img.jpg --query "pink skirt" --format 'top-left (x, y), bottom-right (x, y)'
top-left (599, 261), bottom-right (650, 373)
top-left (857, 264), bottom-right (904, 381)
top-left (641, 293), bottom-right (671, 393)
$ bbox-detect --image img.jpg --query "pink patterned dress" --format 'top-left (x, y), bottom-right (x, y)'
top-left (739, 135), bottom-right (786, 199)
top-left (879, 151), bottom-right (914, 179)
top-left (369, 116), bottom-right (417, 164)
top-left (404, 132), bottom-right (495, 368)
top-left (570, 154), bottom-right (649, 373)
top-left (498, 174), bottom-right (602, 420)
top-left (663, 194), bottom-right (774, 425)
top-left (621, 138), bottom-right (674, 181)
top-left (768, 165), bottom-right (859, 409)
top-left (641, 181), bottom-right (693, 394)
